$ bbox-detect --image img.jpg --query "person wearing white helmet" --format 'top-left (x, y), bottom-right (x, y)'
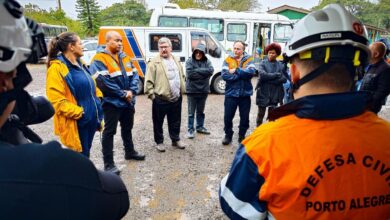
top-left (0, 1), bottom-right (130, 219)
top-left (219, 4), bottom-right (390, 219)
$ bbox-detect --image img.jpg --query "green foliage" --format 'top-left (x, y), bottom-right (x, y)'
top-left (76, 0), bottom-right (101, 36)
top-left (24, 4), bottom-right (86, 38)
top-left (315, 0), bottom-right (389, 30)
top-left (100, 0), bottom-right (151, 26)
top-left (168, 0), bottom-right (260, 11)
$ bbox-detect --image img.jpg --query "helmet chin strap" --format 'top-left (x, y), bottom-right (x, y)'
top-left (292, 63), bottom-right (335, 90)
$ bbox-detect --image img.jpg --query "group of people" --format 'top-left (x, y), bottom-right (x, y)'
top-left (0, 0), bottom-right (389, 218)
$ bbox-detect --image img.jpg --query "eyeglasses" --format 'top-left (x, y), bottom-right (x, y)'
top-left (159, 46), bottom-right (170, 49)
top-left (194, 51), bottom-right (203, 54)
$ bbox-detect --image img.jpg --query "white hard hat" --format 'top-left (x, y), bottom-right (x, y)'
top-left (285, 4), bottom-right (370, 59)
top-left (0, 0), bottom-right (32, 72)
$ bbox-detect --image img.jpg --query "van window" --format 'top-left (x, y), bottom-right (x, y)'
top-left (159, 16), bottom-right (188, 27)
top-left (189, 18), bottom-right (224, 41)
top-left (149, 34), bottom-right (182, 52)
top-left (191, 32), bottom-right (220, 58)
top-left (227, 23), bottom-right (247, 41)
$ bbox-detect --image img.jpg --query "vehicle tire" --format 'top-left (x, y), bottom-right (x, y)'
top-left (212, 75), bottom-right (225, 94)
top-left (137, 78), bottom-right (144, 95)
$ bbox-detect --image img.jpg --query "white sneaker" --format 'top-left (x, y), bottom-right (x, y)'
top-left (155, 143), bottom-right (166, 152)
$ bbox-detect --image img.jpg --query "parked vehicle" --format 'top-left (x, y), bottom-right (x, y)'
top-left (150, 3), bottom-right (293, 59)
top-left (95, 26), bottom-right (228, 94)
top-left (81, 40), bottom-right (98, 65)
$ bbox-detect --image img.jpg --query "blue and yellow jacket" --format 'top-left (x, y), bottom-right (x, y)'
top-left (220, 92), bottom-right (390, 220)
top-left (221, 53), bottom-right (256, 97)
top-left (89, 48), bottom-right (139, 108)
top-left (46, 55), bottom-right (103, 152)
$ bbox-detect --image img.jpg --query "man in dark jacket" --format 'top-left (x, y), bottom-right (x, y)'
top-left (185, 43), bottom-right (214, 139)
top-left (0, 1), bottom-right (129, 218)
top-left (89, 31), bottom-right (145, 175)
top-left (221, 41), bottom-right (256, 145)
top-left (359, 41), bottom-right (390, 114)
top-left (256, 43), bottom-right (287, 126)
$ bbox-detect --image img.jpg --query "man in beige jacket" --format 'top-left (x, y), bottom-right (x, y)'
top-left (145, 37), bottom-right (187, 152)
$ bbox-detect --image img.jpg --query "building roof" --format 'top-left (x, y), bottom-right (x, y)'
top-left (267, 5), bottom-right (311, 14)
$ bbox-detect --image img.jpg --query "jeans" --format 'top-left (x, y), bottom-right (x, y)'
top-left (152, 96), bottom-right (182, 144)
top-left (187, 94), bottom-right (208, 131)
top-left (101, 104), bottom-right (135, 165)
top-left (224, 96), bottom-right (251, 138)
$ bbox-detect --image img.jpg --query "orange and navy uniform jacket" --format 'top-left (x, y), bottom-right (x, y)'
top-left (89, 48), bottom-right (139, 108)
top-left (46, 55), bottom-right (103, 152)
top-left (221, 53), bottom-right (256, 97)
top-left (219, 92), bottom-right (390, 220)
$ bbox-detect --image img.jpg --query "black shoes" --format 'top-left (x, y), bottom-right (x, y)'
top-left (125, 151), bottom-right (145, 161)
top-left (222, 136), bottom-right (232, 145)
top-left (104, 164), bottom-right (120, 175)
top-left (196, 127), bottom-right (211, 135)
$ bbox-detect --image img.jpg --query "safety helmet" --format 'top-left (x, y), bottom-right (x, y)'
top-left (0, 0), bottom-right (32, 73)
top-left (285, 4), bottom-right (370, 63)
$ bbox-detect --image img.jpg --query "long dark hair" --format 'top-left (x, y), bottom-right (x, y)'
top-left (46, 32), bottom-right (77, 68)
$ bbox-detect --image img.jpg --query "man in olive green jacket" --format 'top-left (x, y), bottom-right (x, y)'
top-left (145, 37), bottom-right (187, 152)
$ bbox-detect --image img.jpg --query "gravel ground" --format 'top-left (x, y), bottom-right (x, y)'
top-left (25, 64), bottom-right (390, 219)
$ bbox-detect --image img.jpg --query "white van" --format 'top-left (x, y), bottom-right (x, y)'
top-left (95, 26), bottom-right (228, 94)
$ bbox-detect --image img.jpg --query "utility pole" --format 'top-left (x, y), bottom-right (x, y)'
top-left (57, 0), bottom-right (62, 11)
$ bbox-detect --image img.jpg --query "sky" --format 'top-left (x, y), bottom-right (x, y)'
top-left (18, 0), bottom-right (320, 19)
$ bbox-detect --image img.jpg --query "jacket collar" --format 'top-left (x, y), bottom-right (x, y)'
top-left (269, 92), bottom-right (371, 121)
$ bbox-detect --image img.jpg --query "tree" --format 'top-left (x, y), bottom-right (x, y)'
top-left (168, 0), bottom-right (260, 11)
top-left (24, 4), bottom-right (86, 38)
top-left (76, 0), bottom-right (100, 36)
top-left (100, 0), bottom-right (151, 26)
top-left (314, 0), bottom-right (389, 30)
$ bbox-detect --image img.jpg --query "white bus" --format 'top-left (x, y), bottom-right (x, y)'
top-left (150, 3), bottom-right (293, 58)
top-left (39, 23), bottom-right (68, 41)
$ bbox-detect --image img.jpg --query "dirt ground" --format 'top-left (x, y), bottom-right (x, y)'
top-left (25, 64), bottom-right (390, 220)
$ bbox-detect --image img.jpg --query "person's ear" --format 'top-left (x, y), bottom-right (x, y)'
top-left (290, 63), bottom-right (301, 84)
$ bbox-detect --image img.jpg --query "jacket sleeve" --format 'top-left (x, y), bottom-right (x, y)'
top-left (219, 145), bottom-right (268, 219)
top-left (259, 61), bottom-right (280, 82)
top-left (129, 66), bottom-right (140, 95)
top-left (186, 59), bottom-right (214, 80)
top-left (46, 64), bottom-right (83, 120)
top-left (89, 59), bottom-right (127, 99)
top-left (144, 61), bottom-right (156, 100)
top-left (371, 68), bottom-right (390, 113)
top-left (221, 60), bottom-right (240, 81)
top-left (237, 58), bottom-right (256, 80)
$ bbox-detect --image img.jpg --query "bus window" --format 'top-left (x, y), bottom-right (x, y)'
top-left (273, 23), bottom-right (292, 43)
top-left (149, 34), bottom-right (182, 52)
top-left (158, 16), bottom-right (188, 27)
top-left (227, 23), bottom-right (247, 42)
top-left (189, 18), bottom-right (224, 41)
top-left (190, 33), bottom-right (206, 52)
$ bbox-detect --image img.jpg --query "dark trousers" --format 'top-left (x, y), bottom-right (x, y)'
top-left (187, 94), bottom-right (208, 131)
top-left (102, 104), bottom-right (135, 165)
top-left (77, 119), bottom-right (97, 158)
top-left (224, 96), bottom-right (251, 138)
top-left (152, 96), bottom-right (182, 144)
top-left (256, 105), bottom-right (276, 126)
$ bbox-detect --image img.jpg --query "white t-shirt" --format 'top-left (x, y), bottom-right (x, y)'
top-left (163, 58), bottom-right (181, 101)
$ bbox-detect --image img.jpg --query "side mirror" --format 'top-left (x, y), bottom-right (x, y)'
top-left (215, 47), bottom-right (221, 58)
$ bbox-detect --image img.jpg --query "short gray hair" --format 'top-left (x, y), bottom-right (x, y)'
top-left (158, 37), bottom-right (172, 47)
